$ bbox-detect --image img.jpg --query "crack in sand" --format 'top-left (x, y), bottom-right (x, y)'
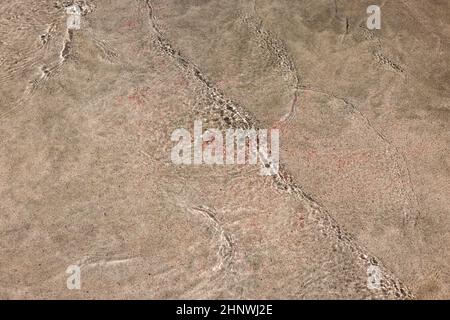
top-left (240, 0), bottom-right (301, 125)
top-left (299, 86), bottom-right (421, 227)
top-left (190, 206), bottom-right (235, 272)
top-left (0, 2), bottom-right (95, 121)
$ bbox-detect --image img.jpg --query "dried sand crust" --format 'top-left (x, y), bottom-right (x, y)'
top-left (0, 0), bottom-right (448, 299)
